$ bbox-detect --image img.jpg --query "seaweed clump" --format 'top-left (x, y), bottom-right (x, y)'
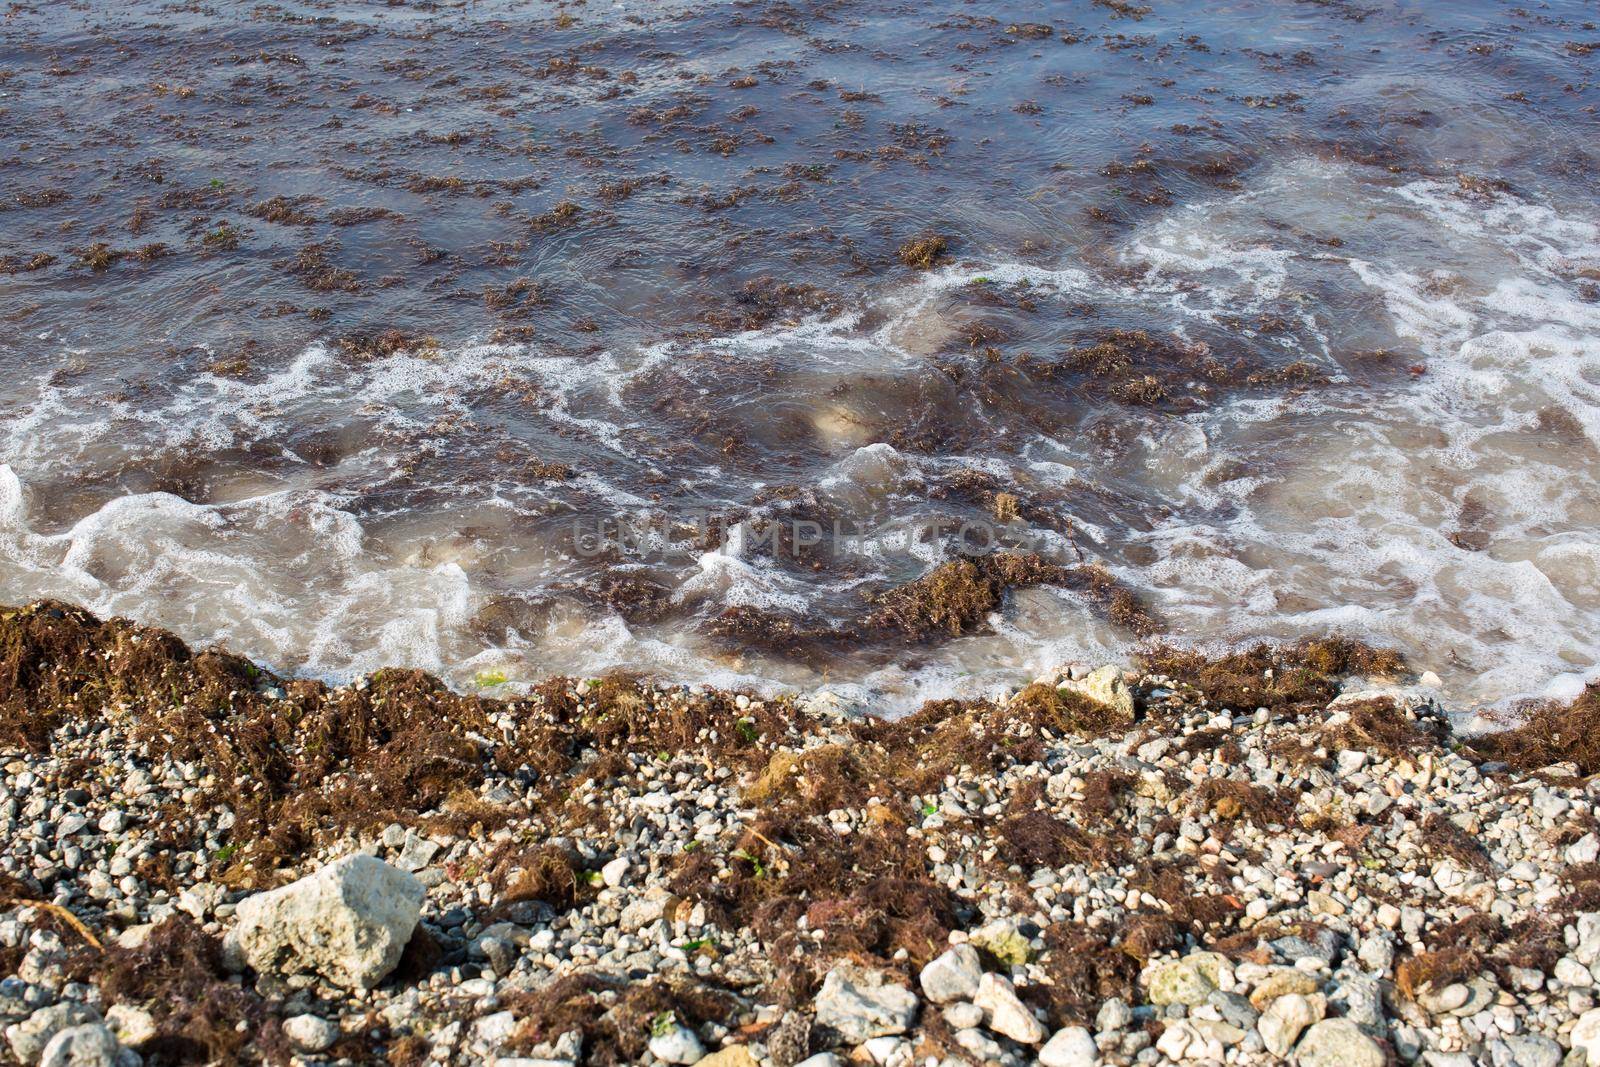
top-left (864, 552), bottom-right (1161, 641)
top-left (1470, 685), bottom-right (1600, 775)
top-left (1138, 638), bottom-right (1404, 715)
top-left (0, 603), bottom-right (511, 881)
top-left (1419, 813), bottom-right (1493, 874)
top-left (75, 915), bottom-right (289, 1064)
top-left (0, 602), bottom-right (807, 885)
top-left (1024, 923), bottom-right (1146, 1027)
top-left (998, 808), bottom-right (1122, 869)
top-left (666, 803), bottom-right (960, 992)
top-left (503, 974), bottom-right (742, 1066)
top-left (897, 234), bottom-right (949, 269)
top-left (1321, 698), bottom-right (1450, 759)
top-left (699, 275), bottom-right (842, 333)
top-left (335, 329), bottom-right (438, 360)
top-left (1044, 329), bottom-right (1328, 412)
top-left (660, 687), bottom-right (1156, 991)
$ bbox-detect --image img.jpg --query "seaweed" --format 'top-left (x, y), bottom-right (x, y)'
top-left (1395, 947), bottom-right (1484, 1000)
top-left (1321, 698), bottom-right (1450, 759)
top-left (1419, 813), bottom-right (1493, 874)
top-left (897, 235), bottom-right (949, 269)
top-left (76, 916), bottom-right (289, 1065)
top-left (503, 973), bottom-right (742, 1066)
top-left (863, 552), bottom-right (1161, 641)
top-left (481, 842), bottom-right (588, 912)
top-left (998, 809), bottom-right (1122, 869)
top-left (1023, 924), bottom-right (1143, 1028)
top-left (1194, 779), bottom-right (1291, 826)
top-left (1470, 685), bottom-right (1600, 775)
top-left (1138, 638), bottom-right (1404, 714)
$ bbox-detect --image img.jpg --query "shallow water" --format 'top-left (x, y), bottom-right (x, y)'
top-left (2, 0), bottom-right (1599, 710)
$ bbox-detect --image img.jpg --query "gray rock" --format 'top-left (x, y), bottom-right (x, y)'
top-left (1494, 1034), bottom-right (1561, 1067)
top-left (1271, 928), bottom-right (1341, 967)
top-left (1335, 750), bottom-right (1368, 775)
top-left (7, 1004), bottom-right (101, 1066)
top-left (1418, 983), bottom-right (1470, 1014)
top-left (1293, 1018), bottom-right (1385, 1067)
top-left (1569, 834), bottom-right (1600, 866)
top-left (38, 1025), bottom-right (119, 1067)
top-left (393, 832), bottom-right (440, 873)
top-left (814, 964), bottom-right (917, 1044)
top-left (618, 889), bottom-right (667, 933)
top-left (872, 1039), bottom-right (918, 1066)
top-left (942, 1003), bottom-right (983, 1030)
top-left (480, 936), bottom-right (516, 977)
top-left (1356, 936), bottom-right (1394, 974)
top-left (230, 854), bottom-right (423, 990)
top-left (472, 1011), bottom-right (518, 1051)
top-left (1329, 974), bottom-right (1384, 1029)
top-left (918, 945), bottom-right (982, 1004)
top-left (954, 1027), bottom-right (1005, 1062)
top-left (1207, 990), bottom-right (1257, 1031)
top-left (1575, 914), bottom-right (1600, 967)
top-left (1095, 998), bottom-right (1132, 1033)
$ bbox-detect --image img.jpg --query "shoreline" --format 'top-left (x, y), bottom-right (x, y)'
top-left (2, 599), bottom-right (1599, 1066)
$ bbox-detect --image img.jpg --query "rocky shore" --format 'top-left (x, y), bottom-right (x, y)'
top-left (3, 601), bottom-right (1600, 1067)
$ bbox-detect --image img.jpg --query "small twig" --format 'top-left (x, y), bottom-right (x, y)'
top-left (5, 899), bottom-right (103, 950)
top-left (1064, 519), bottom-right (1086, 564)
top-left (747, 829), bottom-right (789, 854)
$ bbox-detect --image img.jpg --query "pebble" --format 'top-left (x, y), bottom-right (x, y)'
top-left (646, 1023), bottom-right (705, 1065)
top-left (283, 1014), bottom-right (339, 1053)
top-left (1038, 1025), bottom-right (1097, 1067)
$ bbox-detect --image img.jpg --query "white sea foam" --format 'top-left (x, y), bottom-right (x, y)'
top-left (4, 160), bottom-right (1599, 712)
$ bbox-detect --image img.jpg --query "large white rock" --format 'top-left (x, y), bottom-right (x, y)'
top-left (1257, 993), bottom-right (1324, 1058)
top-left (1571, 1008), bottom-right (1600, 1064)
top-left (230, 854), bottom-right (424, 990)
top-left (814, 963), bottom-right (918, 1044)
top-left (918, 945), bottom-right (982, 1004)
top-left (1056, 665), bottom-right (1135, 721)
top-left (973, 973), bottom-right (1045, 1045)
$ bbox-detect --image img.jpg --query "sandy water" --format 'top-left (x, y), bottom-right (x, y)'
top-left (2, 0), bottom-right (1599, 710)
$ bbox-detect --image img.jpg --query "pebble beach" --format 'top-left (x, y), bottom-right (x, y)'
top-left (4, 602), bottom-right (1600, 1066)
